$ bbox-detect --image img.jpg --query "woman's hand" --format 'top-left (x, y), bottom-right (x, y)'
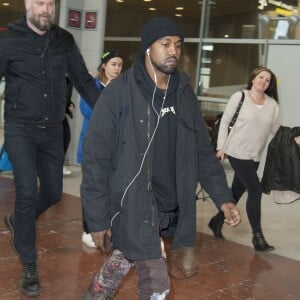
top-left (216, 149), bottom-right (225, 161)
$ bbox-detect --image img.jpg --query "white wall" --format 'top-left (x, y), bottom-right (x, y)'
top-left (267, 44), bottom-right (300, 128)
top-left (258, 43), bottom-right (300, 177)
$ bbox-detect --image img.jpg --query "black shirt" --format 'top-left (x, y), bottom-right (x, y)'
top-left (133, 56), bottom-right (179, 212)
top-left (152, 87), bottom-right (178, 212)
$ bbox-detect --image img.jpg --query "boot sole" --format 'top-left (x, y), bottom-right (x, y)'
top-left (254, 246), bottom-right (275, 252)
top-left (20, 286), bottom-right (41, 297)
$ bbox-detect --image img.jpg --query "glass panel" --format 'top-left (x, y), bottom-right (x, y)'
top-left (178, 43), bottom-right (199, 87)
top-left (0, 2), bottom-right (24, 28)
top-left (200, 100), bottom-right (227, 127)
top-left (259, 15), bottom-right (300, 39)
top-left (198, 43), bottom-right (265, 98)
top-left (103, 41), bottom-right (141, 72)
top-left (106, 0), bottom-right (201, 37)
top-left (204, 0), bottom-right (300, 39)
top-left (104, 41), bottom-right (199, 87)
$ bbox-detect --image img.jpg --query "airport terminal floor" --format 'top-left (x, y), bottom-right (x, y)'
top-left (1, 164), bottom-right (300, 299)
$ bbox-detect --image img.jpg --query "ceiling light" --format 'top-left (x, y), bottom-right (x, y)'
top-left (175, 14), bottom-right (182, 17)
top-left (116, 0), bottom-right (124, 2)
top-left (148, 7), bottom-right (156, 11)
top-left (202, 45), bottom-right (213, 51)
top-left (143, 0), bottom-right (152, 2)
top-left (175, 7), bottom-right (184, 11)
top-left (2, 2), bottom-right (10, 6)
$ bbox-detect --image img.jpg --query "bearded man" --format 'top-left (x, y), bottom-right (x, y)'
top-left (0, 0), bottom-right (100, 296)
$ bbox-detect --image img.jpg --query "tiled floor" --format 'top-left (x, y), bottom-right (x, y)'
top-left (1, 169), bottom-right (300, 299)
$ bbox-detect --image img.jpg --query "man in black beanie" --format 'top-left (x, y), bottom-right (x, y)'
top-left (81, 16), bottom-right (241, 300)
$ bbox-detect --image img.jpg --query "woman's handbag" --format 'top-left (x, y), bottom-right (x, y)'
top-left (0, 144), bottom-right (13, 172)
top-left (210, 91), bottom-right (245, 150)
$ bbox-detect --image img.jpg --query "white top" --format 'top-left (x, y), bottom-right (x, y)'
top-left (217, 90), bottom-right (280, 162)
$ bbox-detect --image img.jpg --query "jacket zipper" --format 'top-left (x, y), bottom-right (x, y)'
top-left (147, 102), bottom-right (155, 227)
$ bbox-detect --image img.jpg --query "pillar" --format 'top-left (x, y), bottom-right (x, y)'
top-left (58, 0), bottom-right (107, 164)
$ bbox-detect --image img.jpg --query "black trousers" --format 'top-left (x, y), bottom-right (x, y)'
top-left (228, 156), bottom-right (262, 233)
top-left (5, 123), bottom-right (64, 263)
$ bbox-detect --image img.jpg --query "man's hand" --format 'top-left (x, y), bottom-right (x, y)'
top-left (91, 228), bottom-right (112, 253)
top-left (220, 202), bottom-right (241, 226)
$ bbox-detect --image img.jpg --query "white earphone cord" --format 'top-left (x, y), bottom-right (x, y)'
top-left (111, 73), bottom-right (171, 226)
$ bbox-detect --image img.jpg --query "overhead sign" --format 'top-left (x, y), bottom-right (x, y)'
top-left (258, 0), bottom-right (298, 12)
top-left (275, 7), bottom-right (293, 16)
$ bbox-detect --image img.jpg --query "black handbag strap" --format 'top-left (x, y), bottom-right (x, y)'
top-left (228, 91), bottom-right (245, 130)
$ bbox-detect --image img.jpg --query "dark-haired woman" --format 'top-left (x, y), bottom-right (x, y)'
top-left (209, 66), bottom-right (280, 251)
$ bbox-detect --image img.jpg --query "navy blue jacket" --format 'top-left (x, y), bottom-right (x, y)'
top-left (0, 17), bottom-right (99, 125)
top-left (81, 66), bottom-right (233, 261)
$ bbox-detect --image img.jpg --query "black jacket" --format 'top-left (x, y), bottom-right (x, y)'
top-left (81, 63), bottom-right (233, 261)
top-left (262, 126), bottom-right (300, 194)
top-left (0, 17), bottom-right (99, 125)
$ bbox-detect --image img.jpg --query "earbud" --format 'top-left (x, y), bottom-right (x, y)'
top-left (146, 48), bottom-right (150, 56)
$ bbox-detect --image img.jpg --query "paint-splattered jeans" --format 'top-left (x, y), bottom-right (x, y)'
top-left (86, 249), bottom-right (170, 300)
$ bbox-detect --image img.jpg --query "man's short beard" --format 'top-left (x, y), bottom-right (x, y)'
top-left (156, 64), bottom-right (177, 75)
top-left (28, 14), bottom-right (55, 31)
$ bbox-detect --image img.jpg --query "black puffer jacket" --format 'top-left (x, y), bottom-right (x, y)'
top-left (262, 126), bottom-right (300, 194)
top-left (0, 16), bottom-right (99, 125)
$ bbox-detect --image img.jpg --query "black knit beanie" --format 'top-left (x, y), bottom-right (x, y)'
top-left (140, 17), bottom-right (184, 54)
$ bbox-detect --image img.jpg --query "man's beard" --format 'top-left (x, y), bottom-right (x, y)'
top-left (28, 13), bottom-right (55, 31)
top-left (153, 59), bottom-right (178, 75)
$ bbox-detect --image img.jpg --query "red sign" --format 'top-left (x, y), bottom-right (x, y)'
top-left (68, 9), bottom-right (82, 29)
top-left (84, 11), bottom-right (97, 30)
